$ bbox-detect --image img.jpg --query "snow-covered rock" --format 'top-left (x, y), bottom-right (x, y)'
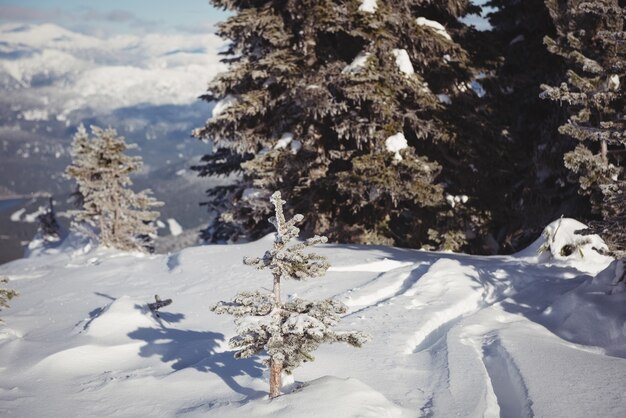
top-left (517, 218), bottom-right (611, 270)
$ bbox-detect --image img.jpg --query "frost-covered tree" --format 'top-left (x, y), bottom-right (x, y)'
top-left (212, 191), bottom-right (368, 398)
top-left (0, 276), bottom-right (17, 322)
top-left (194, 0), bottom-right (490, 251)
top-left (540, 0), bottom-right (626, 263)
top-left (65, 125), bottom-right (163, 252)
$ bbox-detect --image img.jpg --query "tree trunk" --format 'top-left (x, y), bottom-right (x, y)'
top-left (273, 273), bottom-right (281, 305)
top-left (269, 357), bottom-right (283, 399)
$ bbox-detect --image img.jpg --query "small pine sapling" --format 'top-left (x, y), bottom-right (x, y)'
top-left (212, 191), bottom-right (368, 398)
top-left (0, 276), bottom-right (17, 322)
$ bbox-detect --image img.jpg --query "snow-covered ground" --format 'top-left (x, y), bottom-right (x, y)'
top-left (0, 219), bottom-right (625, 417)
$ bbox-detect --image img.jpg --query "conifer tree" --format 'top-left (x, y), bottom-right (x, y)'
top-left (212, 191), bottom-right (368, 398)
top-left (540, 0), bottom-right (626, 262)
top-left (65, 125), bottom-right (163, 252)
top-left (35, 197), bottom-right (61, 244)
top-left (0, 276), bottom-right (17, 322)
top-left (194, 0), bottom-right (490, 251)
top-left (480, 0), bottom-right (586, 251)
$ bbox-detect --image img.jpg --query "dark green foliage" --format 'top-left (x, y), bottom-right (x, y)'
top-left (65, 125), bottom-right (163, 253)
top-left (194, 0), bottom-right (492, 251)
top-left (480, 0), bottom-right (587, 252)
top-left (540, 0), bottom-right (626, 259)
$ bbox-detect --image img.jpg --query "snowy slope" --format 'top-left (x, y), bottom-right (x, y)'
top-left (0, 219), bottom-right (625, 417)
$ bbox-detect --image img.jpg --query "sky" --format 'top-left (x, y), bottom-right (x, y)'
top-left (0, 0), bottom-right (231, 35)
top-left (0, 0), bottom-right (491, 35)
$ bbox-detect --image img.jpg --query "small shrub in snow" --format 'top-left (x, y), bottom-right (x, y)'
top-left (0, 276), bottom-right (17, 321)
top-left (212, 192), bottom-right (368, 398)
top-left (35, 197), bottom-right (61, 244)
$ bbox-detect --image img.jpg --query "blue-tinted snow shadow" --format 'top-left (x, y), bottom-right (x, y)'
top-left (128, 325), bottom-right (264, 398)
top-left (455, 256), bottom-right (626, 358)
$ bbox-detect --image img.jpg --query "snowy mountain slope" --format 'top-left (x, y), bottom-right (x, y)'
top-left (0, 22), bottom-right (228, 264)
top-left (0, 219), bottom-right (625, 417)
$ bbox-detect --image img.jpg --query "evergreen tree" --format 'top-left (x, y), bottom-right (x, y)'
top-left (540, 0), bottom-right (626, 262)
top-left (482, 0), bottom-right (585, 251)
top-left (65, 125), bottom-right (163, 252)
top-left (0, 276), bottom-right (17, 322)
top-left (194, 0), bottom-right (491, 252)
top-left (212, 191), bottom-right (368, 398)
top-left (36, 197), bottom-right (61, 244)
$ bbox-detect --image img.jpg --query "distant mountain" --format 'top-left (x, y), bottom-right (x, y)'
top-left (0, 22), bottom-right (228, 263)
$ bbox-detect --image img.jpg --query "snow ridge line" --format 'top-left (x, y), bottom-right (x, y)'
top-left (342, 263), bottom-right (430, 315)
top-left (482, 336), bottom-right (534, 418)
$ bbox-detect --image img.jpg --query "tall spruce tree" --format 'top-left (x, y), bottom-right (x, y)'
top-left (212, 191), bottom-right (367, 398)
top-left (65, 125), bottom-right (163, 253)
top-left (540, 0), bottom-right (626, 262)
top-left (481, 0), bottom-right (587, 251)
top-left (194, 0), bottom-right (491, 252)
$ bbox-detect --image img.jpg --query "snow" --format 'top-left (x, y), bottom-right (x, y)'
top-left (358, 0), bottom-right (378, 14)
top-left (273, 133), bottom-right (301, 154)
top-left (167, 218), bottom-right (183, 237)
top-left (274, 132), bottom-right (293, 150)
top-left (9, 208), bottom-right (25, 222)
top-left (415, 17), bottom-right (452, 41)
top-left (21, 109), bottom-right (49, 121)
top-left (342, 52), bottom-right (371, 74)
top-left (385, 132), bottom-right (408, 161)
top-left (445, 194), bottom-right (469, 208)
top-left (392, 49), bottom-right (414, 76)
top-left (437, 94), bottom-right (451, 104)
top-left (0, 219), bottom-right (625, 417)
top-left (211, 95), bottom-right (237, 118)
top-left (608, 74), bottom-right (620, 91)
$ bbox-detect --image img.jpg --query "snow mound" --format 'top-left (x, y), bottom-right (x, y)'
top-left (205, 376), bottom-right (411, 417)
top-left (516, 218), bottom-right (611, 271)
top-left (84, 296), bottom-right (158, 340)
top-left (540, 260), bottom-right (626, 356)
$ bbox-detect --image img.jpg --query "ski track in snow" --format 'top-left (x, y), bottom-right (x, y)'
top-left (481, 335), bottom-right (534, 418)
top-left (331, 249), bottom-right (619, 416)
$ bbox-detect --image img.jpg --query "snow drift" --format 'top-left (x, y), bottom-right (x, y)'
top-left (0, 218), bottom-right (624, 417)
